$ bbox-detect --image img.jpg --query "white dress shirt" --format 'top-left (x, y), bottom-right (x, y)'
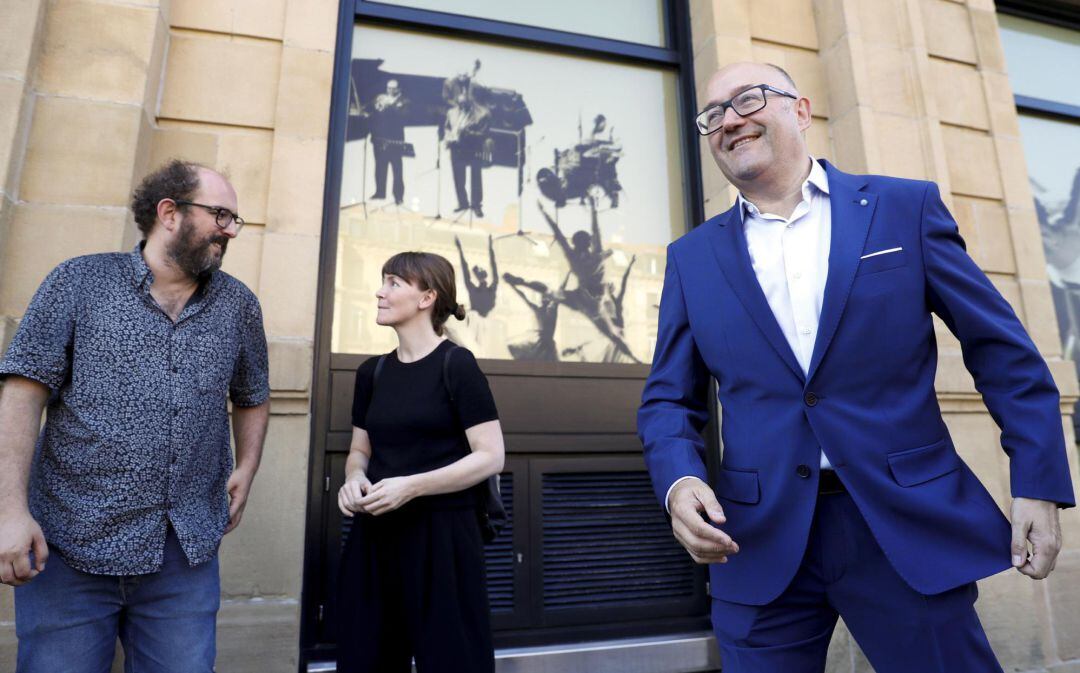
top-left (666, 158), bottom-right (833, 511)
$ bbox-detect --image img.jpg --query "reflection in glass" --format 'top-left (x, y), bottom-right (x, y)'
top-left (373, 0), bottom-right (667, 47)
top-left (999, 15), bottom-right (1080, 109)
top-left (332, 25), bottom-right (686, 364)
top-left (1019, 114), bottom-right (1080, 433)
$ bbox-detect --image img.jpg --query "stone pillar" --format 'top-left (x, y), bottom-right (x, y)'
top-left (0, 0), bottom-right (46, 353)
top-left (0, 0), bottom-right (168, 321)
top-left (152, 1), bottom-right (338, 670)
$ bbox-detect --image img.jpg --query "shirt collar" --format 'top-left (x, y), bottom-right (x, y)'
top-left (129, 240), bottom-right (218, 300)
top-left (130, 242), bottom-right (154, 291)
top-left (738, 156), bottom-right (829, 220)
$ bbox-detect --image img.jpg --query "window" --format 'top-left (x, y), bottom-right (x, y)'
top-left (999, 14), bottom-right (1080, 109)
top-left (999, 9), bottom-right (1080, 433)
top-left (373, 0), bottom-right (667, 47)
top-left (331, 24), bottom-right (686, 365)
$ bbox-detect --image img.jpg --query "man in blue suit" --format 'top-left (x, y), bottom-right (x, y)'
top-left (637, 61), bottom-right (1075, 672)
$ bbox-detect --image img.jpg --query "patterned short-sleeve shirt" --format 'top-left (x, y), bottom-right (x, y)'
top-left (0, 244), bottom-right (270, 575)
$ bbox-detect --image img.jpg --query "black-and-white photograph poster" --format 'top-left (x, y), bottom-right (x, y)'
top-left (1024, 114), bottom-right (1080, 433)
top-left (332, 25), bottom-right (686, 364)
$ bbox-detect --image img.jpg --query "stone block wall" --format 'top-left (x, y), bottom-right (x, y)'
top-left (0, 0), bottom-right (338, 670)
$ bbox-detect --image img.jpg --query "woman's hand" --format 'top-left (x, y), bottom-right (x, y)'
top-left (338, 472), bottom-right (373, 517)
top-left (358, 476), bottom-right (421, 516)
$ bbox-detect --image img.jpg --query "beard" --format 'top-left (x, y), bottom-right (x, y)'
top-left (166, 216), bottom-right (229, 281)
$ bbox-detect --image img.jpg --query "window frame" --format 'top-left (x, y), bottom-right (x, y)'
top-left (998, 1), bottom-right (1080, 122)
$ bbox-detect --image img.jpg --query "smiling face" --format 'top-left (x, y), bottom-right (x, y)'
top-left (703, 63), bottom-right (812, 191)
top-left (165, 168), bottom-right (239, 280)
top-left (375, 273), bottom-right (436, 329)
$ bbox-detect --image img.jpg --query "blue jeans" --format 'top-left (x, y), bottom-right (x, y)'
top-left (15, 526), bottom-right (220, 673)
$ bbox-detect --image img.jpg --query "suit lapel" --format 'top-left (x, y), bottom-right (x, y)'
top-left (709, 206), bottom-right (805, 383)
top-left (805, 163), bottom-right (877, 382)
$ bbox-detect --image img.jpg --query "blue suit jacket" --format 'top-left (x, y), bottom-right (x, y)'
top-left (637, 160), bottom-right (1076, 606)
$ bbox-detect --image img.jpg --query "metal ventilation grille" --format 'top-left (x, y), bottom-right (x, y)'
top-left (484, 473), bottom-right (515, 613)
top-left (541, 471), bottom-right (694, 609)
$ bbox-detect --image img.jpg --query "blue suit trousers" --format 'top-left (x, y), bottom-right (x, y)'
top-left (711, 491), bottom-right (1004, 673)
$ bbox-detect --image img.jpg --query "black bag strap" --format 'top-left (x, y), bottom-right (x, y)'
top-left (442, 344), bottom-right (461, 403)
top-left (367, 354), bottom-right (388, 418)
top-left (372, 354), bottom-right (387, 386)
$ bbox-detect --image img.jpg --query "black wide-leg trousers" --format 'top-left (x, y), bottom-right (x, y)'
top-left (336, 506), bottom-right (495, 673)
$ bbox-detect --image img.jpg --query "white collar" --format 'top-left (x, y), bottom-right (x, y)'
top-left (738, 157), bottom-right (829, 219)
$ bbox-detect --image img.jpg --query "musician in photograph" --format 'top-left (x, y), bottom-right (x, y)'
top-left (371, 79), bottom-right (409, 205)
top-left (444, 90), bottom-right (491, 218)
top-left (583, 114), bottom-right (623, 208)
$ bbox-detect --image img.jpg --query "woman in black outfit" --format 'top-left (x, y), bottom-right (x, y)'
top-left (336, 251), bottom-right (504, 673)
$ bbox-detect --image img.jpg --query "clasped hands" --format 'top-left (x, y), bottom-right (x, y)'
top-left (338, 473), bottom-right (417, 517)
top-left (668, 480), bottom-right (1063, 579)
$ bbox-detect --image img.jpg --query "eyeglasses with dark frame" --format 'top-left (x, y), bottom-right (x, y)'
top-left (695, 84), bottom-right (798, 136)
top-left (173, 199), bottom-right (245, 233)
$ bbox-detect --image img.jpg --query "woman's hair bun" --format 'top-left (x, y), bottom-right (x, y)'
top-left (453, 303), bottom-right (467, 321)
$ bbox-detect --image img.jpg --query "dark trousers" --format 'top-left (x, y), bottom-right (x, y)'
top-left (710, 490), bottom-right (1003, 673)
top-left (373, 142), bottom-right (404, 202)
top-left (450, 149), bottom-right (483, 209)
top-left (336, 506), bottom-right (494, 673)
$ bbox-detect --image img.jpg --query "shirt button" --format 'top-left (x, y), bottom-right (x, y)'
top-left (796, 464), bottom-right (812, 479)
top-left (800, 328), bottom-right (812, 335)
top-left (172, 367), bottom-right (178, 374)
top-left (804, 392), bottom-right (819, 407)
top-left (173, 408), bottom-right (180, 417)
top-left (793, 271), bottom-right (802, 279)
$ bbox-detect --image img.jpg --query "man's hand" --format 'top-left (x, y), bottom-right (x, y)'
top-left (0, 510), bottom-right (48, 586)
top-left (338, 472), bottom-right (373, 517)
top-left (224, 469), bottom-right (255, 534)
top-left (358, 476), bottom-right (419, 516)
top-left (668, 478), bottom-right (739, 564)
top-left (1011, 497), bottom-right (1062, 580)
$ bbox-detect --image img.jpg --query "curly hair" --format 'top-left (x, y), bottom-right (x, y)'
top-left (130, 159), bottom-right (203, 236)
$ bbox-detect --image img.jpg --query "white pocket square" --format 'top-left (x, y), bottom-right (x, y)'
top-left (860, 247), bottom-right (902, 260)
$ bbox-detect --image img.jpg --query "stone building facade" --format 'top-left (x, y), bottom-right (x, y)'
top-left (1, 1), bottom-right (1078, 672)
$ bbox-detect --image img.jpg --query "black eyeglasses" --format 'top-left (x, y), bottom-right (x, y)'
top-left (174, 199), bottom-right (245, 232)
top-left (695, 84), bottom-right (798, 136)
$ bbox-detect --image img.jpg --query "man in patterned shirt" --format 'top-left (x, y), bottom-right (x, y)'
top-left (0, 160), bottom-right (270, 672)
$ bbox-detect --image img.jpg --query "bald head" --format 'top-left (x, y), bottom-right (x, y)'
top-left (193, 167), bottom-right (237, 208)
top-left (706, 62), bottom-right (800, 108)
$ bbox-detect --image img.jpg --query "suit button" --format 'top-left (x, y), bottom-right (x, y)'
top-left (804, 392), bottom-right (818, 407)
top-left (796, 464), bottom-right (811, 479)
